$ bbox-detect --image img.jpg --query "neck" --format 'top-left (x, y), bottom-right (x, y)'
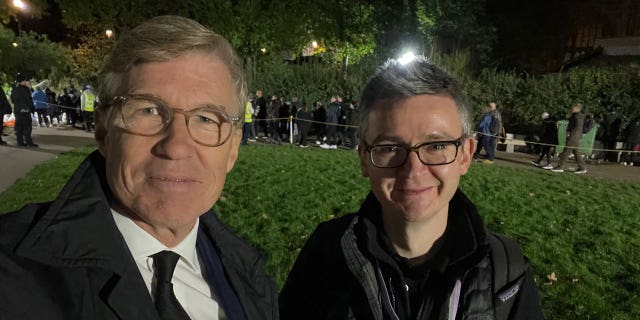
top-left (381, 209), bottom-right (448, 259)
top-left (134, 220), bottom-right (195, 248)
top-left (114, 202), bottom-right (195, 247)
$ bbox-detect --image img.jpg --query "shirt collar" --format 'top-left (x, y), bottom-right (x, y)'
top-left (111, 208), bottom-right (201, 272)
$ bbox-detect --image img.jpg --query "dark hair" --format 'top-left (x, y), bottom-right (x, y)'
top-left (358, 56), bottom-right (472, 144)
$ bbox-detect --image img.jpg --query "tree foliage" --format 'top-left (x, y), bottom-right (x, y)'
top-left (0, 24), bottom-right (72, 85)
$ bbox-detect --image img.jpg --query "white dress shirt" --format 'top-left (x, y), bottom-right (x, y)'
top-left (112, 209), bottom-right (226, 319)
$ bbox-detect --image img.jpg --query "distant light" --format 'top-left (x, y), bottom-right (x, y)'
top-left (12, 42), bottom-right (18, 47)
top-left (13, 0), bottom-right (27, 10)
top-left (398, 52), bottom-right (416, 65)
top-left (260, 48), bottom-right (267, 53)
top-left (311, 41), bottom-right (318, 48)
top-left (105, 29), bottom-right (113, 38)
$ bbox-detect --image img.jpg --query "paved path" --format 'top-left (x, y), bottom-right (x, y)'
top-left (0, 126), bottom-right (96, 193)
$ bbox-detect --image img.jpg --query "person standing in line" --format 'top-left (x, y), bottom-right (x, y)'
top-left (32, 85), bottom-right (50, 127)
top-left (296, 102), bottom-right (312, 148)
top-left (241, 95), bottom-right (254, 145)
top-left (0, 16), bottom-right (278, 319)
top-left (313, 101), bottom-right (327, 144)
top-left (280, 56), bottom-right (543, 320)
top-left (621, 114), bottom-right (640, 166)
top-left (255, 90), bottom-right (268, 139)
top-left (0, 87), bottom-right (11, 145)
top-left (68, 85), bottom-right (80, 126)
top-left (544, 102), bottom-right (587, 173)
top-left (57, 88), bottom-right (73, 125)
top-left (81, 84), bottom-right (97, 132)
top-left (473, 102), bottom-right (501, 164)
top-left (321, 96), bottom-right (340, 149)
top-left (10, 72), bottom-right (37, 147)
top-left (45, 87), bottom-right (59, 125)
top-left (531, 112), bottom-right (558, 167)
top-left (343, 100), bottom-right (359, 149)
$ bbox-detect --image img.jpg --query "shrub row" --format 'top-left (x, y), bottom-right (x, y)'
top-left (248, 53), bottom-right (640, 135)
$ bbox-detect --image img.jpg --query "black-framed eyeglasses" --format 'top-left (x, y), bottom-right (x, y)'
top-left (109, 95), bottom-right (241, 147)
top-left (365, 137), bottom-right (466, 168)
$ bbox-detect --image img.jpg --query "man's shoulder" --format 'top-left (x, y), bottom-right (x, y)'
top-left (314, 213), bottom-right (357, 237)
top-left (302, 213), bottom-right (358, 252)
top-left (0, 203), bottom-right (51, 250)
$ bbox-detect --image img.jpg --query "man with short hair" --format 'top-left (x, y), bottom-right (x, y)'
top-left (0, 16), bottom-right (278, 320)
top-left (280, 56), bottom-right (543, 320)
top-left (544, 103), bottom-right (587, 174)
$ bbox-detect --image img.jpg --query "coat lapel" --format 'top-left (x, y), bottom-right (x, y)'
top-left (14, 151), bottom-right (159, 320)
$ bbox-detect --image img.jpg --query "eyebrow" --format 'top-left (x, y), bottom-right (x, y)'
top-left (125, 92), bottom-right (231, 112)
top-left (371, 133), bottom-right (459, 145)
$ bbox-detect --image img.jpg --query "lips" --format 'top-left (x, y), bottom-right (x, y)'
top-left (395, 186), bottom-right (434, 195)
top-left (146, 176), bottom-right (203, 191)
top-left (149, 176), bottom-right (199, 183)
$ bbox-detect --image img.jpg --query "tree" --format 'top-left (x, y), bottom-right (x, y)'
top-left (0, 24), bottom-right (72, 85)
top-left (417, 0), bottom-right (496, 70)
top-left (71, 32), bottom-right (116, 85)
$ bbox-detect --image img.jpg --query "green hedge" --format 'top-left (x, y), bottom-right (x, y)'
top-left (248, 52), bottom-right (640, 134)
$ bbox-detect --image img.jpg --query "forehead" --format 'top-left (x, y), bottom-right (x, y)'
top-left (366, 94), bottom-right (462, 143)
top-left (127, 52), bottom-right (236, 111)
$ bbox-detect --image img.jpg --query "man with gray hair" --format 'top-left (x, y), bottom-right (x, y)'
top-left (0, 16), bottom-right (278, 320)
top-left (280, 56), bottom-right (542, 319)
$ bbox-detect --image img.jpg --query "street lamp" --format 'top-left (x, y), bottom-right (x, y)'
top-left (12, 0), bottom-right (28, 34)
top-left (13, 0), bottom-right (26, 9)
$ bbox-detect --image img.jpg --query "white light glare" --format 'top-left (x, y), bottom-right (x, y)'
top-left (398, 52), bottom-right (416, 65)
top-left (13, 0), bottom-right (27, 10)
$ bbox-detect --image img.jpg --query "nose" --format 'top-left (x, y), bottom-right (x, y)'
top-left (398, 150), bottom-right (431, 177)
top-left (153, 114), bottom-right (195, 159)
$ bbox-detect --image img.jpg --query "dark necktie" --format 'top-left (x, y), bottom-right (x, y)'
top-left (152, 251), bottom-right (191, 320)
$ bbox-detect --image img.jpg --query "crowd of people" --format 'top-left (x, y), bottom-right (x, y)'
top-left (0, 79), bottom-right (99, 147)
top-left (241, 91), bottom-right (360, 149)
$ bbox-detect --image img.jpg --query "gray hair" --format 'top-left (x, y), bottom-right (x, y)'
top-left (358, 56), bottom-right (472, 144)
top-left (96, 15), bottom-right (247, 141)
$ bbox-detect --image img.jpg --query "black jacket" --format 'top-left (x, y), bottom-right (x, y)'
top-left (566, 111), bottom-right (585, 143)
top-left (10, 84), bottom-right (34, 114)
top-left (0, 151), bottom-right (278, 320)
top-left (0, 89), bottom-right (11, 114)
top-left (280, 190), bottom-right (543, 320)
top-left (540, 118), bottom-right (558, 145)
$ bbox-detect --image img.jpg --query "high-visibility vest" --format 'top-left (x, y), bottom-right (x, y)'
top-left (245, 101), bottom-right (253, 123)
top-left (83, 91), bottom-right (95, 112)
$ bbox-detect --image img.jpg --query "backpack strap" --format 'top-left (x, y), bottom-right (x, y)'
top-left (488, 232), bottom-right (527, 320)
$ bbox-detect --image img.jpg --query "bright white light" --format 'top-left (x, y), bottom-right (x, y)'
top-left (311, 41), bottom-right (318, 48)
top-left (105, 29), bottom-right (113, 38)
top-left (398, 52), bottom-right (416, 65)
top-left (13, 0), bottom-right (27, 10)
top-left (260, 48), bottom-right (267, 53)
top-left (12, 42), bottom-right (18, 47)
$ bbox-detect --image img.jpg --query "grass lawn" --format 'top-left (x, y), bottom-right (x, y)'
top-left (1, 144), bottom-right (639, 319)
